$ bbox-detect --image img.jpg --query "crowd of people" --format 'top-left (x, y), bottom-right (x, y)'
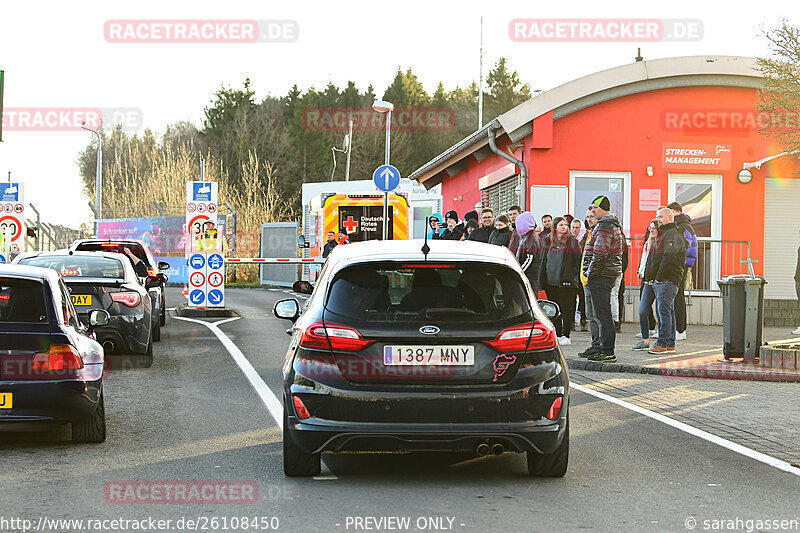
top-left (424, 196), bottom-right (697, 363)
top-left (320, 197), bottom-right (704, 363)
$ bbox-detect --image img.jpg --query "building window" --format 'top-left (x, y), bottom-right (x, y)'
top-left (481, 175), bottom-right (520, 215)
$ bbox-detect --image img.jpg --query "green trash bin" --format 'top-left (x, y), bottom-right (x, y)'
top-left (718, 275), bottom-right (767, 362)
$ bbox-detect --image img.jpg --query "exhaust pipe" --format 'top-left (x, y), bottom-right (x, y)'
top-left (102, 341), bottom-right (115, 354)
top-left (491, 443), bottom-right (504, 455)
top-left (476, 443), bottom-right (490, 456)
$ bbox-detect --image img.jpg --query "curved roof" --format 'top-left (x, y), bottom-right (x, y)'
top-left (410, 55), bottom-right (763, 186)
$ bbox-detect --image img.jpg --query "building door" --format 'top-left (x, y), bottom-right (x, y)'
top-left (569, 171), bottom-right (631, 233)
top-left (531, 185), bottom-right (568, 222)
top-left (668, 174), bottom-right (722, 292)
top-left (410, 201), bottom-right (439, 239)
top-left (764, 177), bottom-right (800, 299)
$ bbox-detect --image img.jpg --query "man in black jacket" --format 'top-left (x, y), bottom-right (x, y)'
top-left (441, 210), bottom-right (464, 240)
top-left (322, 231), bottom-right (337, 258)
top-left (646, 207), bottom-right (688, 354)
top-left (583, 196), bottom-right (624, 362)
top-left (468, 208), bottom-right (495, 243)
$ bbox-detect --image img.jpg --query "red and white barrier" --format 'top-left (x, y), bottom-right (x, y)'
top-left (224, 258), bottom-right (324, 264)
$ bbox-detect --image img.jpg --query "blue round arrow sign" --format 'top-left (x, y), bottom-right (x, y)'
top-left (189, 289), bottom-right (205, 305)
top-left (372, 164), bottom-right (400, 192)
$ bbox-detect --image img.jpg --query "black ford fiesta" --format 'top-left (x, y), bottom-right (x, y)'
top-left (14, 251), bottom-right (155, 366)
top-left (273, 240), bottom-right (569, 477)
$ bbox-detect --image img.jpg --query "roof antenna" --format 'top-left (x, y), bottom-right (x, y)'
top-left (421, 216), bottom-right (431, 260)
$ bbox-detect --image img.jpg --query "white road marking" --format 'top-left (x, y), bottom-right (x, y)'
top-left (174, 315), bottom-right (337, 479)
top-left (175, 316), bottom-right (283, 428)
top-left (571, 383), bottom-right (800, 477)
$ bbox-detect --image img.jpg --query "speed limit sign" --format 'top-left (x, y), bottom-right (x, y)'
top-left (0, 215), bottom-right (22, 242)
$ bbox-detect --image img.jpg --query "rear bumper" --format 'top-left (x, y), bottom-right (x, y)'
top-left (0, 379), bottom-right (102, 427)
top-left (285, 359), bottom-right (569, 455)
top-left (82, 314), bottom-right (149, 354)
top-left (286, 415), bottom-right (568, 455)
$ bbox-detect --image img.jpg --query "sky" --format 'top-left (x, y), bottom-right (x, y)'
top-left (0, 0), bottom-right (795, 228)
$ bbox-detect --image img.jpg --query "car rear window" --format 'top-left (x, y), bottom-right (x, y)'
top-left (74, 243), bottom-right (150, 265)
top-left (325, 262), bottom-right (531, 322)
top-left (17, 255), bottom-right (126, 279)
top-left (0, 277), bottom-right (48, 323)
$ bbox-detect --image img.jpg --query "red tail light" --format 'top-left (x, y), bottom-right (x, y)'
top-left (147, 268), bottom-right (157, 276)
top-left (482, 321), bottom-right (556, 352)
top-left (292, 395), bottom-right (311, 420)
top-left (111, 291), bottom-right (141, 307)
top-left (528, 320), bottom-right (557, 351)
top-left (32, 345), bottom-right (84, 371)
top-left (546, 397), bottom-right (563, 420)
top-left (298, 321), bottom-right (375, 352)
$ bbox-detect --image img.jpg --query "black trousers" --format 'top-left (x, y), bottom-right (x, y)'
top-left (639, 280), bottom-right (656, 331)
top-left (674, 269), bottom-right (688, 333)
top-left (618, 276), bottom-right (626, 323)
top-left (544, 284), bottom-right (578, 338)
top-left (577, 284), bottom-right (586, 323)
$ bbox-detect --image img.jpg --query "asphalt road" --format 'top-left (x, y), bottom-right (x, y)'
top-left (1, 286), bottom-right (798, 533)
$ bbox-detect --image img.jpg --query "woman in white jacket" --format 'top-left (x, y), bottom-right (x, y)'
top-left (632, 220), bottom-right (659, 350)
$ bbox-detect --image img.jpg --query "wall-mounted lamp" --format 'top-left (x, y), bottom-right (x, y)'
top-left (737, 168), bottom-right (753, 184)
top-left (453, 195), bottom-right (463, 201)
top-left (646, 166), bottom-right (654, 177)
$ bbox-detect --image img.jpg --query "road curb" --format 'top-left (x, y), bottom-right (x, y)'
top-left (175, 303), bottom-right (239, 318)
top-left (566, 358), bottom-right (800, 382)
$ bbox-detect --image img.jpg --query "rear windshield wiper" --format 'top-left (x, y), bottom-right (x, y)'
top-left (425, 308), bottom-right (476, 317)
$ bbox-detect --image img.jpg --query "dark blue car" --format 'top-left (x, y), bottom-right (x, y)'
top-left (0, 265), bottom-right (110, 442)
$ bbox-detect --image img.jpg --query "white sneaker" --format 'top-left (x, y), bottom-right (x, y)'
top-left (651, 330), bottom-right (658, 338)
top-left (792, 326), bottom-right (800, 335)
top-left (675, 331), bottom-right (687, 341)
top-left (558, 336), bottom-right (571, 346)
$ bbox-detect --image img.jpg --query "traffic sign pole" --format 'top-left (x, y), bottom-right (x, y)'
top-left (372, 164), bottom-right (400, 241)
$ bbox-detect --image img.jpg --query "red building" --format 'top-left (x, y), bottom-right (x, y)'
top-left (410, 56), bottom-right (799, 323)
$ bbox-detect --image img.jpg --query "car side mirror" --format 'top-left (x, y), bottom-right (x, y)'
top-left (145, 277), bottom-right (159, 289)
top-left (538, 300), bottom-right (561, 320)
top-left (157, 261), bottom-right (170, 271)
top-left (88, 309), bottom-right (110, 328)
top-left (273, 299), bottom-right (300, 322)
top-left (292, 280), bottom-right (313, 295)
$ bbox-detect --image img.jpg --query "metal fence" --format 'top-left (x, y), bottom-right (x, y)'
top-left (625, 237), bottom-right (753, 296)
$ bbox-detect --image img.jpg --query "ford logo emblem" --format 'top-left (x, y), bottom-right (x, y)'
top-left (419, 325), bottom-right (440, 335)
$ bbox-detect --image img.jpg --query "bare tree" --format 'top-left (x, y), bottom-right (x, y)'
top-left (758, 20), bottom-right (800, 171)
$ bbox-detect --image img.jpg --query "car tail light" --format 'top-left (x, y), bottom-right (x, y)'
top-left (528, 320), bottom-right (557, 351)
top-left (546, 397), bottom-right (563, 420)
top-left (147, 268), bottom-right (156, 276)
top-left (292, 395), bottom-right (311, 420)
top-left (32, 344), bottom-right (84, 371)
top-left (111, 291), bottom-right (141, 307)
top-left (482, 321), bottom-right (556, 352)
top-left (298, 321), bottom-right (375, 352)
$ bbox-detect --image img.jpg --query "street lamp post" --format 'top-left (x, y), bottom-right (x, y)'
top-left (372, 100), bottom-right (394, 240)
top-left (81, 123), bottom-right (102, 237)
